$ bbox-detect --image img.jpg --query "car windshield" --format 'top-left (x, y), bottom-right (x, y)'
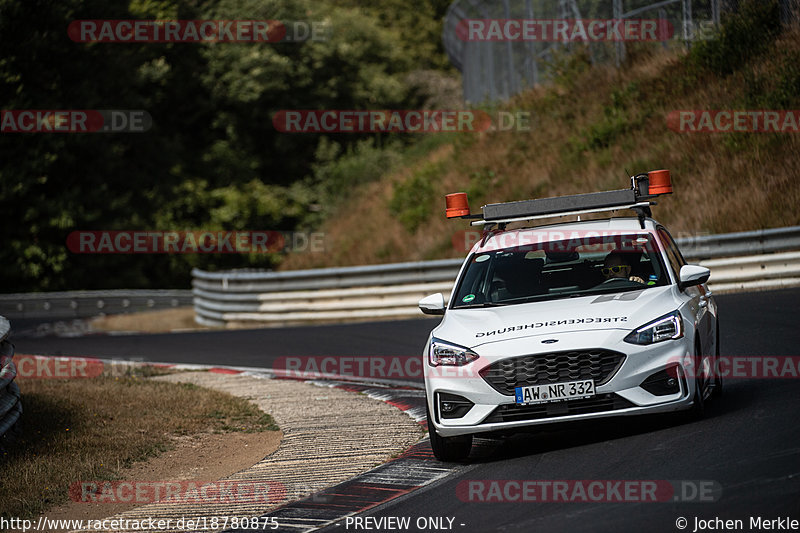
top-left (451, 232), bottom-right (669, 309)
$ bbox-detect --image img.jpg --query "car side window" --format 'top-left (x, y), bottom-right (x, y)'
top-left (657, 228), bottom-right (686, 281)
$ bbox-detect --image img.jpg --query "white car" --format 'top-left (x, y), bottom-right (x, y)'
top-left (419, 171), bottom-right (721, 461)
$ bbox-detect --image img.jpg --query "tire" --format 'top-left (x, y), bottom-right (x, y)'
top-left (711, 321), bottom-right (723, 398)
top-left (685, 340), bottom-right (706, 421)
top-left (426, 402), bottom-right (472, 462)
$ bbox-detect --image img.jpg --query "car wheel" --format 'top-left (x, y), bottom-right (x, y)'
top-left (685, 340), bottom-right (706, 420)
top-left (711, 321), bottom-right (723, 398)
top-left (426, 402), bottom-right (472, 462)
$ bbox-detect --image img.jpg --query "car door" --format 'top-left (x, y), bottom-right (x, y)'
top-left (658, 227), bottom-right (712, 354)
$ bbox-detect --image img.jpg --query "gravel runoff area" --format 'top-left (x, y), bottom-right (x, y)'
top-left (70, 372), bottom-right (426, 533)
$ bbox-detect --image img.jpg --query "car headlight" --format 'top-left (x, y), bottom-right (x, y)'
top-left (624, 310), bottom-right (684, 345)
top-left (429, 338), bottom-right (479, 366)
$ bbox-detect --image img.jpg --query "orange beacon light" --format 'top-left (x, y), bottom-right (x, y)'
top-left (445, 192), bottom-right (471, 218)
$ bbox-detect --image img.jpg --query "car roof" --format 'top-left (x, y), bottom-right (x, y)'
top-left (471, 217), bottom-right (662, 254)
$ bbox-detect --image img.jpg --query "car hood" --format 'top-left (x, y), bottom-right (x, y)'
top-left (435, 286), bottom-right (678, 349)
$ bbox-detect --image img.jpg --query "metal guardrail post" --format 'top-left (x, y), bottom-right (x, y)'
top-left (0, 289), bottom-right (193, 320)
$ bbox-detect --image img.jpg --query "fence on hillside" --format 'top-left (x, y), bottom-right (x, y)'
top-left (443, 0), bottom-right (797, 102)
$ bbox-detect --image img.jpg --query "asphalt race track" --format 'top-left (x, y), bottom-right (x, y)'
top-left (337, 375), bottom-right (799, 532)
top-left (324, 289), bottom-right (800, 533)
top-left (13, 288), bottom-right (800, 532)
top-left (12, 314), bottom-right (433, 368)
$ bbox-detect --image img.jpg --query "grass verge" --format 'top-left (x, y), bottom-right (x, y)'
top-left (0, 374), bottom-right (278, 520)
top-left (88, 307), bottom-right (204, 334)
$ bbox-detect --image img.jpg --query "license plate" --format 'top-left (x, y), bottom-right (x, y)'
top-left (515, 379), bottom-right (595, 405)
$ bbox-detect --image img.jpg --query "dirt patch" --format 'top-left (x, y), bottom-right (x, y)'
top-left (89, 308), bottom-right (207, 334)
top-left (41, 431), bottom-right (281, 531)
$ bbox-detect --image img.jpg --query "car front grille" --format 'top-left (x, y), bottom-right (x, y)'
top-left (481, 393), bottom-right (635, 424)
top-left (479, 349), bottom-right (626, 395)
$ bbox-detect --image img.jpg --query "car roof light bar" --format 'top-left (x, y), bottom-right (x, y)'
top-left (482, 189), bottom-right (637, 222)
top-left (469, 201), bottom-right (655, 227)
top-left (445, 170), bottom-right (672, 229)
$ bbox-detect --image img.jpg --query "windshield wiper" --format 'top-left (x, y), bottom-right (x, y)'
top-left (455, 301), bottom-right (508, 309)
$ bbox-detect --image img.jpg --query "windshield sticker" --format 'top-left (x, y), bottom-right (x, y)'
top-left (475, 316), bottom-right (628, 338)
top-left (475, 254), bottom-right (490, 263)
top-left (462, 294), bottom-right (476, 303)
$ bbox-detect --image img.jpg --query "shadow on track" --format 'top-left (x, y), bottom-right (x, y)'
top-left (465, 389), bottom-right (746, 463)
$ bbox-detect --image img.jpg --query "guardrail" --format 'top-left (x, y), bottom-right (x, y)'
top-left (192, 259), bottom-right (462, 327)
top-left (676, 226), bottom-right (800, 260)
top-left (0, 289), bottom-right (193, 321)
top-left (1, 227), bottom-right (797, 327)
top-left (193, 226), bottom-right (800, 327)
top-left (0, 316), bottom-right (22, 446)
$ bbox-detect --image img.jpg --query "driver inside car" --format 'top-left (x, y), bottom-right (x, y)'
top-left (601, 251), bottom-right (645, 284)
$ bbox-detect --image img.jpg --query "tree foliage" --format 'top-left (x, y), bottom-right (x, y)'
top-left (0, 0), bottom-right (453, 290)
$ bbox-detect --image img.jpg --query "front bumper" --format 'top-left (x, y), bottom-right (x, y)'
top-left (425, 329), bottom-right (696, 437)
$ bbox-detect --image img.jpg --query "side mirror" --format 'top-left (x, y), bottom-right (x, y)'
top-left (419, 293), bottom-right (446, 316)
top-left (679, 265), bottom-right (710, 290)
